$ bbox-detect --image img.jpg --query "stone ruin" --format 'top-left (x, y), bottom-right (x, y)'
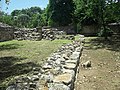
top-left (6, 37), bottom-right (84, 90)
top-left (0, 22), bottom-right (14, 42)
top-left (42, 28), bottom-right (55, 40)
top-left (14, 27), bottom-right (75, 41)
top-left (14, 27), bottom-right (42, 41)
top-left (0, 22), bottom-right (75, 41)
top-left (42, 27), bottom-right (75, 40)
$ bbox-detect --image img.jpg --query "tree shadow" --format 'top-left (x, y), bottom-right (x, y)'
top-left (0, 56), bottom-right (40, 87)
top-left (84, 37), bottom-right (120, 52)
top-left (0, 43), bottom-right (23, 51)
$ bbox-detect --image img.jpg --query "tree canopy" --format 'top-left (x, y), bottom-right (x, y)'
top-left (0, 0), bottom-right (119, 36)
top-left (47, 0), bottom-right (75, 26)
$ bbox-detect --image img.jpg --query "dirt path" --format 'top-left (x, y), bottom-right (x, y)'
top-left (75, 37), bottom-right (120, 90)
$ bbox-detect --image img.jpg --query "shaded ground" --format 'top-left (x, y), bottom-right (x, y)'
top-left (75, 37), bottom-right (120, 90)
top-left (0, 40), bottom-right (71, 89)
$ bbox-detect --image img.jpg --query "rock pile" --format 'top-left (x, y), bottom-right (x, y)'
top-left (42, 29), bottom-right (55, 40)
top-left (6, 39), bottom-right (84, 90)
top-left (14, 28), bottom-right (42, 41)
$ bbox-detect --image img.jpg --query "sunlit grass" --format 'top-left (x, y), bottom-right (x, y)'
top-left (0, 39), bottom-right (71, 89)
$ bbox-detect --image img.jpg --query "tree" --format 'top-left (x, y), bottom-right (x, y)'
top-left (11, 10), bottom-right (21, 16)
top-left (17, 14), bottom-right (30, 27)
top-left (10, 6), bottom-right (46, 28)
top-left (74, 0), bottom-right (120, 39)
top-left (47, 0), bottom-right (75, 26)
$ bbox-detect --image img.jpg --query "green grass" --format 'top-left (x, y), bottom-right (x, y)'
top-left (0, 39), bottom-right (71, 89)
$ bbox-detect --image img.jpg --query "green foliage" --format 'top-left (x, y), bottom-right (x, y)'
top-left (98, 27), bottom-right (113, 37)
top-left (47, 0), bottom-right (75, 26)
top-left (74, 0), bottom-right (120, 38)
top-left (0, 14), bottom-right (13, 26)
top-left (17, 14), bottom-right (30, 27)
top-left (0, 39), bottom-right (71, 89)
top-left (10, 7), bottom-right (46, 28)
top-left (0, 0), bottom-right (120, 36)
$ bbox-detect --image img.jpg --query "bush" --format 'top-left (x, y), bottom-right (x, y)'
top-left (98, 27), bottom-right (113, 37)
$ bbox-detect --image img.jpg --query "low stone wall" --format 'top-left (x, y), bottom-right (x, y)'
top-left (80, 24), bottom-right (99, 36)
top-left (0, 23), bottom-right (14, 42)
top-left (56, 25), bottom-right (75, 35)
top-left (14, 27), bottom-right (42, 41)
top-left (108, 22), bottom-right (120, 33)
top-left (42, 28), bottom-right (55, 40)
top-left (55, 35), bottom-right (75, 40)
top-left (6, 38), bottom-right (84, 90)
top-left (42, 27), bottom-right (75, 40)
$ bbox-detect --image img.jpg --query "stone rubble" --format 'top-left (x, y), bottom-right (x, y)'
top-left (6, 38), bottom-right (84, 90)
top-left (14, 27), bottom-right (75, 41)
top-left (42, 28), bottom-right (55, 40)
top-left (14, 27), bottom-right (42, 41)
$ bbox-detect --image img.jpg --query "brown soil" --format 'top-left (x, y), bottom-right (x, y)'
top-left (75, 37), bottom-right (120, 90)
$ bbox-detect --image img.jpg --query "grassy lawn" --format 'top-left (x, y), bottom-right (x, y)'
top-left (0, 39), bottom-right (71, 88)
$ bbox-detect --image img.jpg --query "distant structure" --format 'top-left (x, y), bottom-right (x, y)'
top-left (0, 22), bottom-right (14, 41)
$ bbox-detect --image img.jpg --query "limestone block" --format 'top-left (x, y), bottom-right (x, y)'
top-left (62, 69), bottom-right (75, 79)
top-left (31, 75), bottom-right (39, 81)
top-left (53, 73), bottom-right (73, 85)
top-left (65, 60), bottom-right (78, 64)
top-left (48, 83), bottom-right (70, 90)
top-left (70, 52), bottom-right (80, 60)
top-left (42, 64), bottom-right (53, 70)
top-left (63, 63), bottom-right (77, 70)
top-left (75, 46), bottom-right (83, 52)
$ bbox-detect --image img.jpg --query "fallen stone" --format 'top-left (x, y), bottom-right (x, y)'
top-left (82, 60), bottom-right (91, 68)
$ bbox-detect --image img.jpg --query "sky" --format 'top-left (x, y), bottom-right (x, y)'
top-left (0, 0), bottom-right (49, 14)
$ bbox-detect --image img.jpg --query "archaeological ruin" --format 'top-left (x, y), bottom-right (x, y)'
top-left (6, 37), bottom-right (84, 90)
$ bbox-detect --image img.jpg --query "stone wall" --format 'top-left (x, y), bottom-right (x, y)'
top-left (42, 25), bottom-right (75, 35)
top-left (14, 27), bottom-right (42, 41)
top-left (6, 37), bottom-right (84, 90)
top-left (80, 24), bottom-right (99, 36)
top-left (108, 22), bottom-right (120, 33)
top-left (56, 25), bottom-right (75, 35)
top-left (0, 23), bottom-right (14, 42)
top-left (0, 23), bottom-right (76, 42)
top-left (42, 28), bottom-right (55, 40)
top-left (42, 27), bottom-right (75, 40)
